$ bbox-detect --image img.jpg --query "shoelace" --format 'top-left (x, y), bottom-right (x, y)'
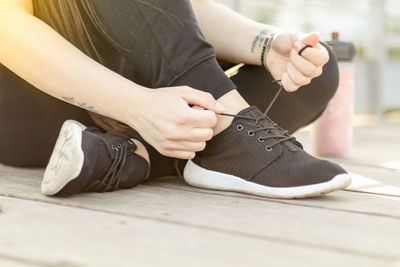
top-left (85, 139), bottom-right (135, 192)
top-left (219, 79), bottom-right (295, 149)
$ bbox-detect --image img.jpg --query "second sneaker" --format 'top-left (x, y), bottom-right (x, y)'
top-left (41, 120), bottom-right (150, 196)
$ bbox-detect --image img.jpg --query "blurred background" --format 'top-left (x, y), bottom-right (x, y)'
top-left (217, 0), bottom-right (400, 123)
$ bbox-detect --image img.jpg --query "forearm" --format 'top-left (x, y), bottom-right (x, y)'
top-left (0, 5), bottom-right (147, 125)
top-left (191, 0), bottom-right (278, 65)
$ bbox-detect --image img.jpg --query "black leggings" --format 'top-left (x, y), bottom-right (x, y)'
top-left (0, 0), bottom-right (339, 178)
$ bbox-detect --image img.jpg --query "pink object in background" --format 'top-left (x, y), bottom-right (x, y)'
top-left (312, 31), bottom-right (356, 157)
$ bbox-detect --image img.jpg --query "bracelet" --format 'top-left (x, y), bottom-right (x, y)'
top-left (260, 31), bottom-right (278, 70)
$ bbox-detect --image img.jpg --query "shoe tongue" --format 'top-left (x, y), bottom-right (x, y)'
top-left (236, 106), bottom-right (274, 128)
top-left (236, 106), bottom-right (263, 117)
top-left (236, 106), bottom-right (301, 151)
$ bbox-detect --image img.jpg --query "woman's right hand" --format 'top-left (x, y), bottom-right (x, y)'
top-left (126, 86), bottom-right (225, 159)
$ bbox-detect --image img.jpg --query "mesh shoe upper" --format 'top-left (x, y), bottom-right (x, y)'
top-left (193, 106), bottom-right (347, 188)
top-left (58, 127), bottom-right (150, 195)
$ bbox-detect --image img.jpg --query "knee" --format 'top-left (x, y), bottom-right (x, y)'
top-left (290, 42), bottom-right (340, 128)
top-left (316, 42), bottom-right (340, 102)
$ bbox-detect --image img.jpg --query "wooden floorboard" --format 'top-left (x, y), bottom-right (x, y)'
top-left (294, 124), bottom-right (400, 171)
top-left (146, 177), bottom-right (400, 216)
top-left (1, 170), bottom-right (400, 261)
top-left (1, 196), bottom-right (394, 267)
top-left (354, 124), bottom-right (400, 141)
top-left (0, 255), bottom-right (61, 267)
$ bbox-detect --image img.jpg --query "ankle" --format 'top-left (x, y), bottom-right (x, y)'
top-left (131, 139), bottom-right (150, 163)
top-left (213, 90), bottom-right (249, 136)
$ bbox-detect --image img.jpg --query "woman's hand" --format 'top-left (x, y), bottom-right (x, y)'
top-left (127, 86), bottom-right (225, 159)
top-left (266, 31), bottom-right (329, 92)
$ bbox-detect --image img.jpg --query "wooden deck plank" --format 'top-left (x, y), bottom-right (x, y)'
top-left (354, 124), bottom-right (400, 141)
top-left (0, 256), bottom-right (58, 267)
top-left (334, 163), bottom-right (400, 196)
top-left (341, 163), bottom-right (400, 186)
top-left (0, 259), bottom-right (38, 267)
top-left (1, 196), bottom-right (393, 267)
top-left (1, 169), bottom-right (400, 260)
top-left (294, 124), bottom-right (400, 170)
top-left (3, 163), bottom-right (400, 218)
top-left (146, 177), bottom-right (400, 217)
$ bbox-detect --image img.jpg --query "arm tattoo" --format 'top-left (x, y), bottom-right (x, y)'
top-left (62, 96), bottom-right (97, 113)
top-left (62, 96), bottom-right (74, 103)
top-left (251, 29), bottom-right (269, 53)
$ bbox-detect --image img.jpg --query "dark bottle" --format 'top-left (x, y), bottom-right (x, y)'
top-left (327, 31), bottom-right (355, 62)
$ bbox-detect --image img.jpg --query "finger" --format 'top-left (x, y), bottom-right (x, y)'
top-left (165, 140), bottom-right (207, 152)
top-left (281, 72), bottom-right (299, 92)
top-left (294, 42), bottom-right (329, 66)
top-left (163, 150), bottom-right (196, 160)
top-left (312, 66), bottom-right (323, 78)
top-left (290, 49), bottom-right (318, 77)
top-left (295, 32), bottom-right (320, 58)
top-left (298, 45), bottom-right (312, 57)
top-left (286, 62), bottom-right (311, 87)
top-left (189, 128), bottom-right (214, 142)
top-left (299, 32), bottom-right (320, 48)
top-left (191, 105), bottom-right (205, 110)
top-left (165, 125), bottom-right (213, 142)
top-left (181, 88), bottom-right (225, 114)
top-left (186, 109), bottom-right (218, 128)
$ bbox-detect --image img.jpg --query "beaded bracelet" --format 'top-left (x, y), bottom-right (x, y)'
top-left (260, 31), bottom-right (278, 69)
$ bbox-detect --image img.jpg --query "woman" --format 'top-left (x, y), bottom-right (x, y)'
top-left (0, 0), bottom-right (351, 198)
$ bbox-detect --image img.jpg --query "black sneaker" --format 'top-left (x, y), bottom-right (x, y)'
top-left (183, 106), bottom-right (351, 199)
top-left (41, 120), bottom-right (150, 196)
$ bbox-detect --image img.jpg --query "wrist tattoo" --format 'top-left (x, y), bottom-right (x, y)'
top-left (62, 96), bottom-right (97, 113)
top-left (251, 29), bottom-right (269, 53)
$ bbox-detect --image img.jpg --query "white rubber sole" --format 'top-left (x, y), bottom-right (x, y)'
top-left (41, 120), bottom-right (87, 196)
top-left (183, 160), bottom-right (352, 199)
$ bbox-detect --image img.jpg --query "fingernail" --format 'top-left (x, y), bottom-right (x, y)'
top-left (216, 102), bottom-right (225, 112)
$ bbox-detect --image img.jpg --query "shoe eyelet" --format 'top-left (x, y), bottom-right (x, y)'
top-left (236, 124), bottom-right (243, 131)
top-left (111, 145), bottom-right (117, 150)
top-left (265, 146), bottom-right (272, 152)
top-left (117, 144), bottom-right (122, 149)
top-left (248, 130), bottom-right (255, 137)
top-left (127, 140), bottom-right (134, 145)
top-left (258, 137), bottom-right (265, 143)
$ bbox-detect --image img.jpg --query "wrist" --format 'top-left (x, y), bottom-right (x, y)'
top-left (111, 82), bottom-right (150, 129)
top-left (261, 31), bottom-right (279, 71)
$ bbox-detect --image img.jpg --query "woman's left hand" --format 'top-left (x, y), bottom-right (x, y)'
top-left (265, 31), bottom-right (329, 92)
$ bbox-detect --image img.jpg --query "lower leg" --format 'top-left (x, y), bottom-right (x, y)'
top-left (132, 139), bottom-right (150, 163)
top-left (90, 0), bottom-right (242, 137)
top-left (91, 0), bottom-right (250, 156)
top-left (213, 89), bottom-right (249, 135)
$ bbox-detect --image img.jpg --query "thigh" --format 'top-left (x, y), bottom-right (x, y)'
top-left (231, 43), bottom-right (339, 134)
top-left (90, 0), bottom-right (235, 99)
top-left (91, 0), bottom-right (213, 88)
top-left (0, 64), bottom-right (94, 167)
